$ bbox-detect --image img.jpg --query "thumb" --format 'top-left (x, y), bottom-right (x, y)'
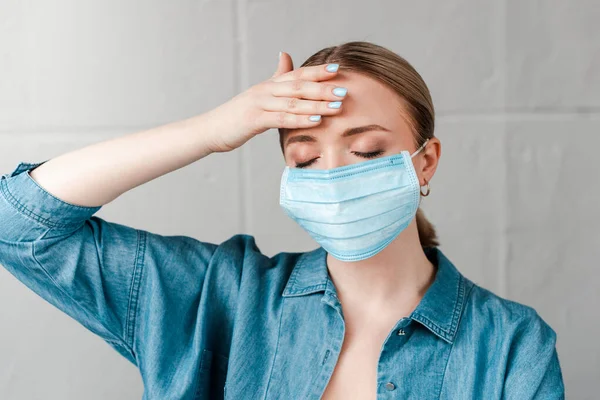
top-left (272, 51), bottom-right (294, 78)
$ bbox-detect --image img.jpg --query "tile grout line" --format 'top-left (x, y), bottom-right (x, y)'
top-left (499, 0), bottom-right (508, 299)
top-left (232, 0), bottom-right (249, 234)
top-left (2, 109), bottom-right (600, 135)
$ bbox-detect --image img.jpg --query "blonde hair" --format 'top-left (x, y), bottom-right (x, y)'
top-left (279, 41), bottom-right (439, 247)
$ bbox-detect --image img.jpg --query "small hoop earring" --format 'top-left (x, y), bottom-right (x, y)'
top-left (420, 180), bottom-right (431, 197)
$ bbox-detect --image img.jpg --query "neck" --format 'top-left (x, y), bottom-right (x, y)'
top-left (326, 220), bottom-right (436, 316)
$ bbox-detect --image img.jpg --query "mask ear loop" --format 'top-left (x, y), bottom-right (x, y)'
top-left (410, 138), bottom-right (430, 158)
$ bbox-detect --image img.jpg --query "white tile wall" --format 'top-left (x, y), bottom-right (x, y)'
top-left (1, 1), bottom-right (597, 398)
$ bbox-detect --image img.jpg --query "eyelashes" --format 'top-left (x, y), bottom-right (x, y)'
top-left (294, 150), bottom-right (385, 169)
top-left (354, 150), bottom-right (384, 159)
top-left (295, 158), bottom-right (319, 169)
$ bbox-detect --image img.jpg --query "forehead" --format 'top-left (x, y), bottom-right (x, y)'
top-left (296, 70), bottom-right (408, 135)
top-left (327, 70), bottom-right (399, 104)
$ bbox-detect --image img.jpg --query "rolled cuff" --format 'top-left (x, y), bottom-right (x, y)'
top-left (0, 160), bottom-right (102, 230)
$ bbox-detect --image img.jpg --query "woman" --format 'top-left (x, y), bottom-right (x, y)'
top-left (0, 41), bottom-right (564, 399)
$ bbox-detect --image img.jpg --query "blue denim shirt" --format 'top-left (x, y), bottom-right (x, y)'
top-left (0, 161), bottom-right (565, 399)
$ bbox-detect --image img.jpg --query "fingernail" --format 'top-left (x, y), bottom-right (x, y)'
top-left (309, 115), bottom-right (322, 122)
top-left (278, 51), bottom-right (282, 60)
top-left (332, 87), bottom-right (347, 97)
top-left (326, 64), bottom-right (339, 73)
top-left (328, 101), bottom-right (342, 109)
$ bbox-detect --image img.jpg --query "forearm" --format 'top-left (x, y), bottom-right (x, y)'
top-left (29, 108), bottom-right (226, 207)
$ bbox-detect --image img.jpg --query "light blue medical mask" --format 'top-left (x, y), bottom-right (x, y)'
top-left (279, 139), bottom-right (429, 262)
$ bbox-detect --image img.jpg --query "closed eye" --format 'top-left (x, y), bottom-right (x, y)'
top-left (295, 151), bottom-right (384, 168)
top-left (295, 158), bottom-right (319, 169)
top-left (352, 150), bottom-right (384, 159)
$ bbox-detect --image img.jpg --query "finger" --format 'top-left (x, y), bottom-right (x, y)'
top-left (272, 51), bottom-right (294, 78)
top-left (269, 80), bottom-right (348, 101)
top-left (261, 96), bottom-right (343, 116)
top-left (271, 63), bottom-right (340, 83)
top-left (258, 112), bottom-right (323, 129)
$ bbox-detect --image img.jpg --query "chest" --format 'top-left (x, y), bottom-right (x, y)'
top-left (320, 326), bottom-right (390, 400)
top-left (251, 295), bottom-right (454, 399)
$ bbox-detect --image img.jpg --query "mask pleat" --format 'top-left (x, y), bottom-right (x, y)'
top-left (282, 187), bottom-right (415, 223)
top-left (315, 218), bottom-right (411, 256)
top-left (296, 203), bottom-right (414, 239)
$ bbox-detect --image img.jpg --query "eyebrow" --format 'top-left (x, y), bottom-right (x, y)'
top-left (285, 124), bottom-right (392, 147)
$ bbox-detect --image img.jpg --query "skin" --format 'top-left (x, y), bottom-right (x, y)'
top-left (27, 50), bottom-right (441, 398)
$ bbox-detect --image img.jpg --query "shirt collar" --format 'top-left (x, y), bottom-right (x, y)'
top-left (282, 246), bottom-right (470, 344)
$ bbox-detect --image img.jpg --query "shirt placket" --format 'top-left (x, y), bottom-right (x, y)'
top-left (307, 280), bottom-right (346, 399)
top-left (376, 317), bottom-right (414, 398)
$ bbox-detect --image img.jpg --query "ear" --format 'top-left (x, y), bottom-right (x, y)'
top-left (417, 137), bottom-right (441, 186)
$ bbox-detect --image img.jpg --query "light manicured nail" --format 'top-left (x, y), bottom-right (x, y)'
top-left (332, 87), bottom-right (347, 97)
top-left (278, 51), bottom-right (282, 60)
top-left (309, 115), bottom-right (322, 122)
top-left (328, 101), bottom-right (342, 109)
top-left (326, 64), bottom-right (339, 73)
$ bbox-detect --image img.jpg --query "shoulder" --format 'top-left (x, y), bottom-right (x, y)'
top-left (142, 232), bottom-right (267, 264)
top-left (211, 234), bottom-right (304, 266)
top-left (460, 280), bottom-right (558, 358)
top-left (142, 231), bottom-right (307, 278)
top-left (466, 283), bottom-right (556, 337)
top-left (430, 248), bottom-right (556, 344)
top-left (207, 234), bottom-right (310, 283)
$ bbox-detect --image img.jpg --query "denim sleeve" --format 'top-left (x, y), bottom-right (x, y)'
top-left (0, 160), bottom-right (217, 365)
top-left (502, 310), bottom-right (566, 399)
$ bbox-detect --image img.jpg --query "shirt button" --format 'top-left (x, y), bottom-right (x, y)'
top-left (385, 382), bottom-right (396, 391)
top-left (397, 329), bottom-right (405, 335)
